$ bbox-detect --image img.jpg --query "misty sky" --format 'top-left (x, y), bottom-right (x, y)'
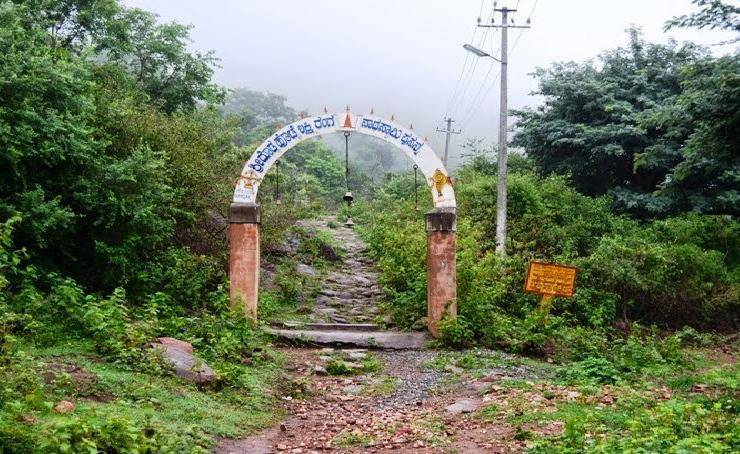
top-left (125, 0), bottom-right (737, 162)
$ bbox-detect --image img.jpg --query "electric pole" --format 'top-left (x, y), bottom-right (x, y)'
top-left (436, 117), bottom-right (461, 168)
top-left (477, 4), bottom-right (530, 255)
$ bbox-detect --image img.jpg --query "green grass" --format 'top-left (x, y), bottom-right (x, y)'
top-left (525, 353), bottom-right (739, 452)
top-left (362, 376), bottom-right (398, 397)
top-left (426, 350), bottom-right (556, 379)
top-left (332, 429), bottom-right (376, 448)
top-left (0, 340), bottom-right (284, 451)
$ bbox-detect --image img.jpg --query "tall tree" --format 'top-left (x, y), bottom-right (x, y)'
top-left (13, 0), bottom-right (223, 113)
top-left (512, 28), bottom-right (706, 216)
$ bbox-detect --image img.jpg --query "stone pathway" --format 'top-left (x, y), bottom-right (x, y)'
top-left (295, 216), bottom-right (383, 325)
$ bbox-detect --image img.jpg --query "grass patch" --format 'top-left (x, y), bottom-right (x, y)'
top-left (0, 340), bottom-right (283, 451)
top-left (362, 376), bottom-right (398, 397)
top-left (332, 429), bottom-right (376, 448)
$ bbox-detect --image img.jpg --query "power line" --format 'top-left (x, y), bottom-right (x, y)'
top-left (447, 4), bottom-right (497, 118)
top-left (443, 0), bottom-right (487, 118)
top-left (458, 0), bottom-right (539, 129)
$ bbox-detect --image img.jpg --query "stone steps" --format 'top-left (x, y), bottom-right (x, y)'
top-left (271, 321), bottom-right (380, 332)
top-left (268, 328), bottom-right (429, 350)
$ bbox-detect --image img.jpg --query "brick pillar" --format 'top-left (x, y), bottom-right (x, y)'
top-left (426, 207), bottom-right (457, 337)
top-left (229, 203), bottom-right (261, 318)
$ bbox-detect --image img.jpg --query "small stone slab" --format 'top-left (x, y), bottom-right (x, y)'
top-left (295, 263), bottom-right (317, 276)
top-left (268, 329), bottom-right (429, 350)
top-left (445, 398), bottom-right (479, 416)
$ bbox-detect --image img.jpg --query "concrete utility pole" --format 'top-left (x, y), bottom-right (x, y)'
top-left (436, 118), bottom-right (461, 168)
top-left (476, 5), bottom-right (530, 255)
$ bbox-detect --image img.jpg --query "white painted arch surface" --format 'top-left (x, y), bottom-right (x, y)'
top-left (233, 111), bottom-right (456, 208)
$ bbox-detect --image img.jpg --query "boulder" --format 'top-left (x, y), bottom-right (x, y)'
top-left (155, 337), bottom-right (193, 354)
top-left (151, 341), bottom-right (215, 384)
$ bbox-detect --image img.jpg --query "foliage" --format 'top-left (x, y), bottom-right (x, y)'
top-left (221, 88), bottom-right (298, 145)
top-left (665, 0), bottom-right (740, 33)
top-left (362, 165), bottom-right (738, 358)
top-left (512, 27), bottom-right (739, 217)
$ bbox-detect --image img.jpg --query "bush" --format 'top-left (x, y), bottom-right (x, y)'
top-left (362, 168), bottom-right (739, 364)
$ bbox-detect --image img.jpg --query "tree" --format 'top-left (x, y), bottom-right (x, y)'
top-left (665, 0), bottom-right (740, 34)
top-left (652, 56), bottom-right (740, 214)
top-left (0, 1), bottom-right (239, 293)
top-left (511, 28), bottom-right (726, 216)
top-left (14, 0), bottom-right (223, 113)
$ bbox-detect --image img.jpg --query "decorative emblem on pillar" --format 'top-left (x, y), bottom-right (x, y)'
top-left (431, 169), bottom-right (452, 197)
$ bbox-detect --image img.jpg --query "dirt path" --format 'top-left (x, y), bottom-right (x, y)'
top-left (217, 347), bottom-right (554, 453)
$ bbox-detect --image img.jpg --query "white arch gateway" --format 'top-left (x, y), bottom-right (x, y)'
top-left (229, 109), bottom-right (457, 337)
top-left (233, 110), bottom-right (456, 208)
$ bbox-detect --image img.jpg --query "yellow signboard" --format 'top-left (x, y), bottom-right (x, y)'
top-left (524, 261), bottom-right (577, 297)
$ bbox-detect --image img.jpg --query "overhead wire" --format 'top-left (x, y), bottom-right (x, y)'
top-left (446, 2), bottom-right (497, 120)
top-left (443, 0), bottom-right (487, 118)
top-left (457, 0), bottom-right (539, 130)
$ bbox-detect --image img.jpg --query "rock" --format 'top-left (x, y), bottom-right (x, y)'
top-left (260, 267), bottom-right (277, 290)
top-left (313, 366), bottom-right (328, 375)
top-left (295, 263), bottom-right (317, 276)
top-left (19, 414), bottom-right (36, 425)
top-left (481, 372), bottom-right (504, 382)
top-left (347, 352), bottom-right (367, 360)
top-left (319, 243), bottom-right (340, 262)
top-left (319, 348), bottom-right (335, 354)
top-left (151, 343), bottom-right (216, 384)
top-left (445, 398), bottom-right (478, 415)
top-left (156, 337), bottom-right (193, 354)
top-left (444, 364), bottom-right (464, 374)
top-left (53, 400), bottom-right (75, 414)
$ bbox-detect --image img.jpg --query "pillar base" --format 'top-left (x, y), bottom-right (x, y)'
top-left (426, 207), bottom-right (457, 338)
top-left (229, 203), bottom-right (261, 318)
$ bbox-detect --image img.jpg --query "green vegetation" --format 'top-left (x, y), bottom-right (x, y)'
top-left (1, 0), bottom-right (737, 451)
top-left (513, 26), bottom-right (738, 217)
top-left (357, 2), bottom-right (738, 450)
top-left (0, 0), bottom-right (351, 450)
top-left (0, 341), bottom-right (282, 452)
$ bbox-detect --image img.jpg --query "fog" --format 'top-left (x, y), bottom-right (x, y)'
top-left (125, 0), bottom-right (737, 164)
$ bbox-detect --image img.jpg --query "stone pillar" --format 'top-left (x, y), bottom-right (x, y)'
top-left (229, 203), bottom-right (261, 318)
top-left (426, 207), bottom-right (457, 337)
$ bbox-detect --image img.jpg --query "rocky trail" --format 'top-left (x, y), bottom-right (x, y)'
top-left (296, 217), bottom-right (383, 326)
top-left (269, 217), bottom-right (427, 349)
top-left (217, 346), bottom-right (559, 453)
top-left (218, 217), bottom-right (562, 453)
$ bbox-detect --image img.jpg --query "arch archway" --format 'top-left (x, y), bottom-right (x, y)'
top-left (229, 110), bottom-right (457, 336)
